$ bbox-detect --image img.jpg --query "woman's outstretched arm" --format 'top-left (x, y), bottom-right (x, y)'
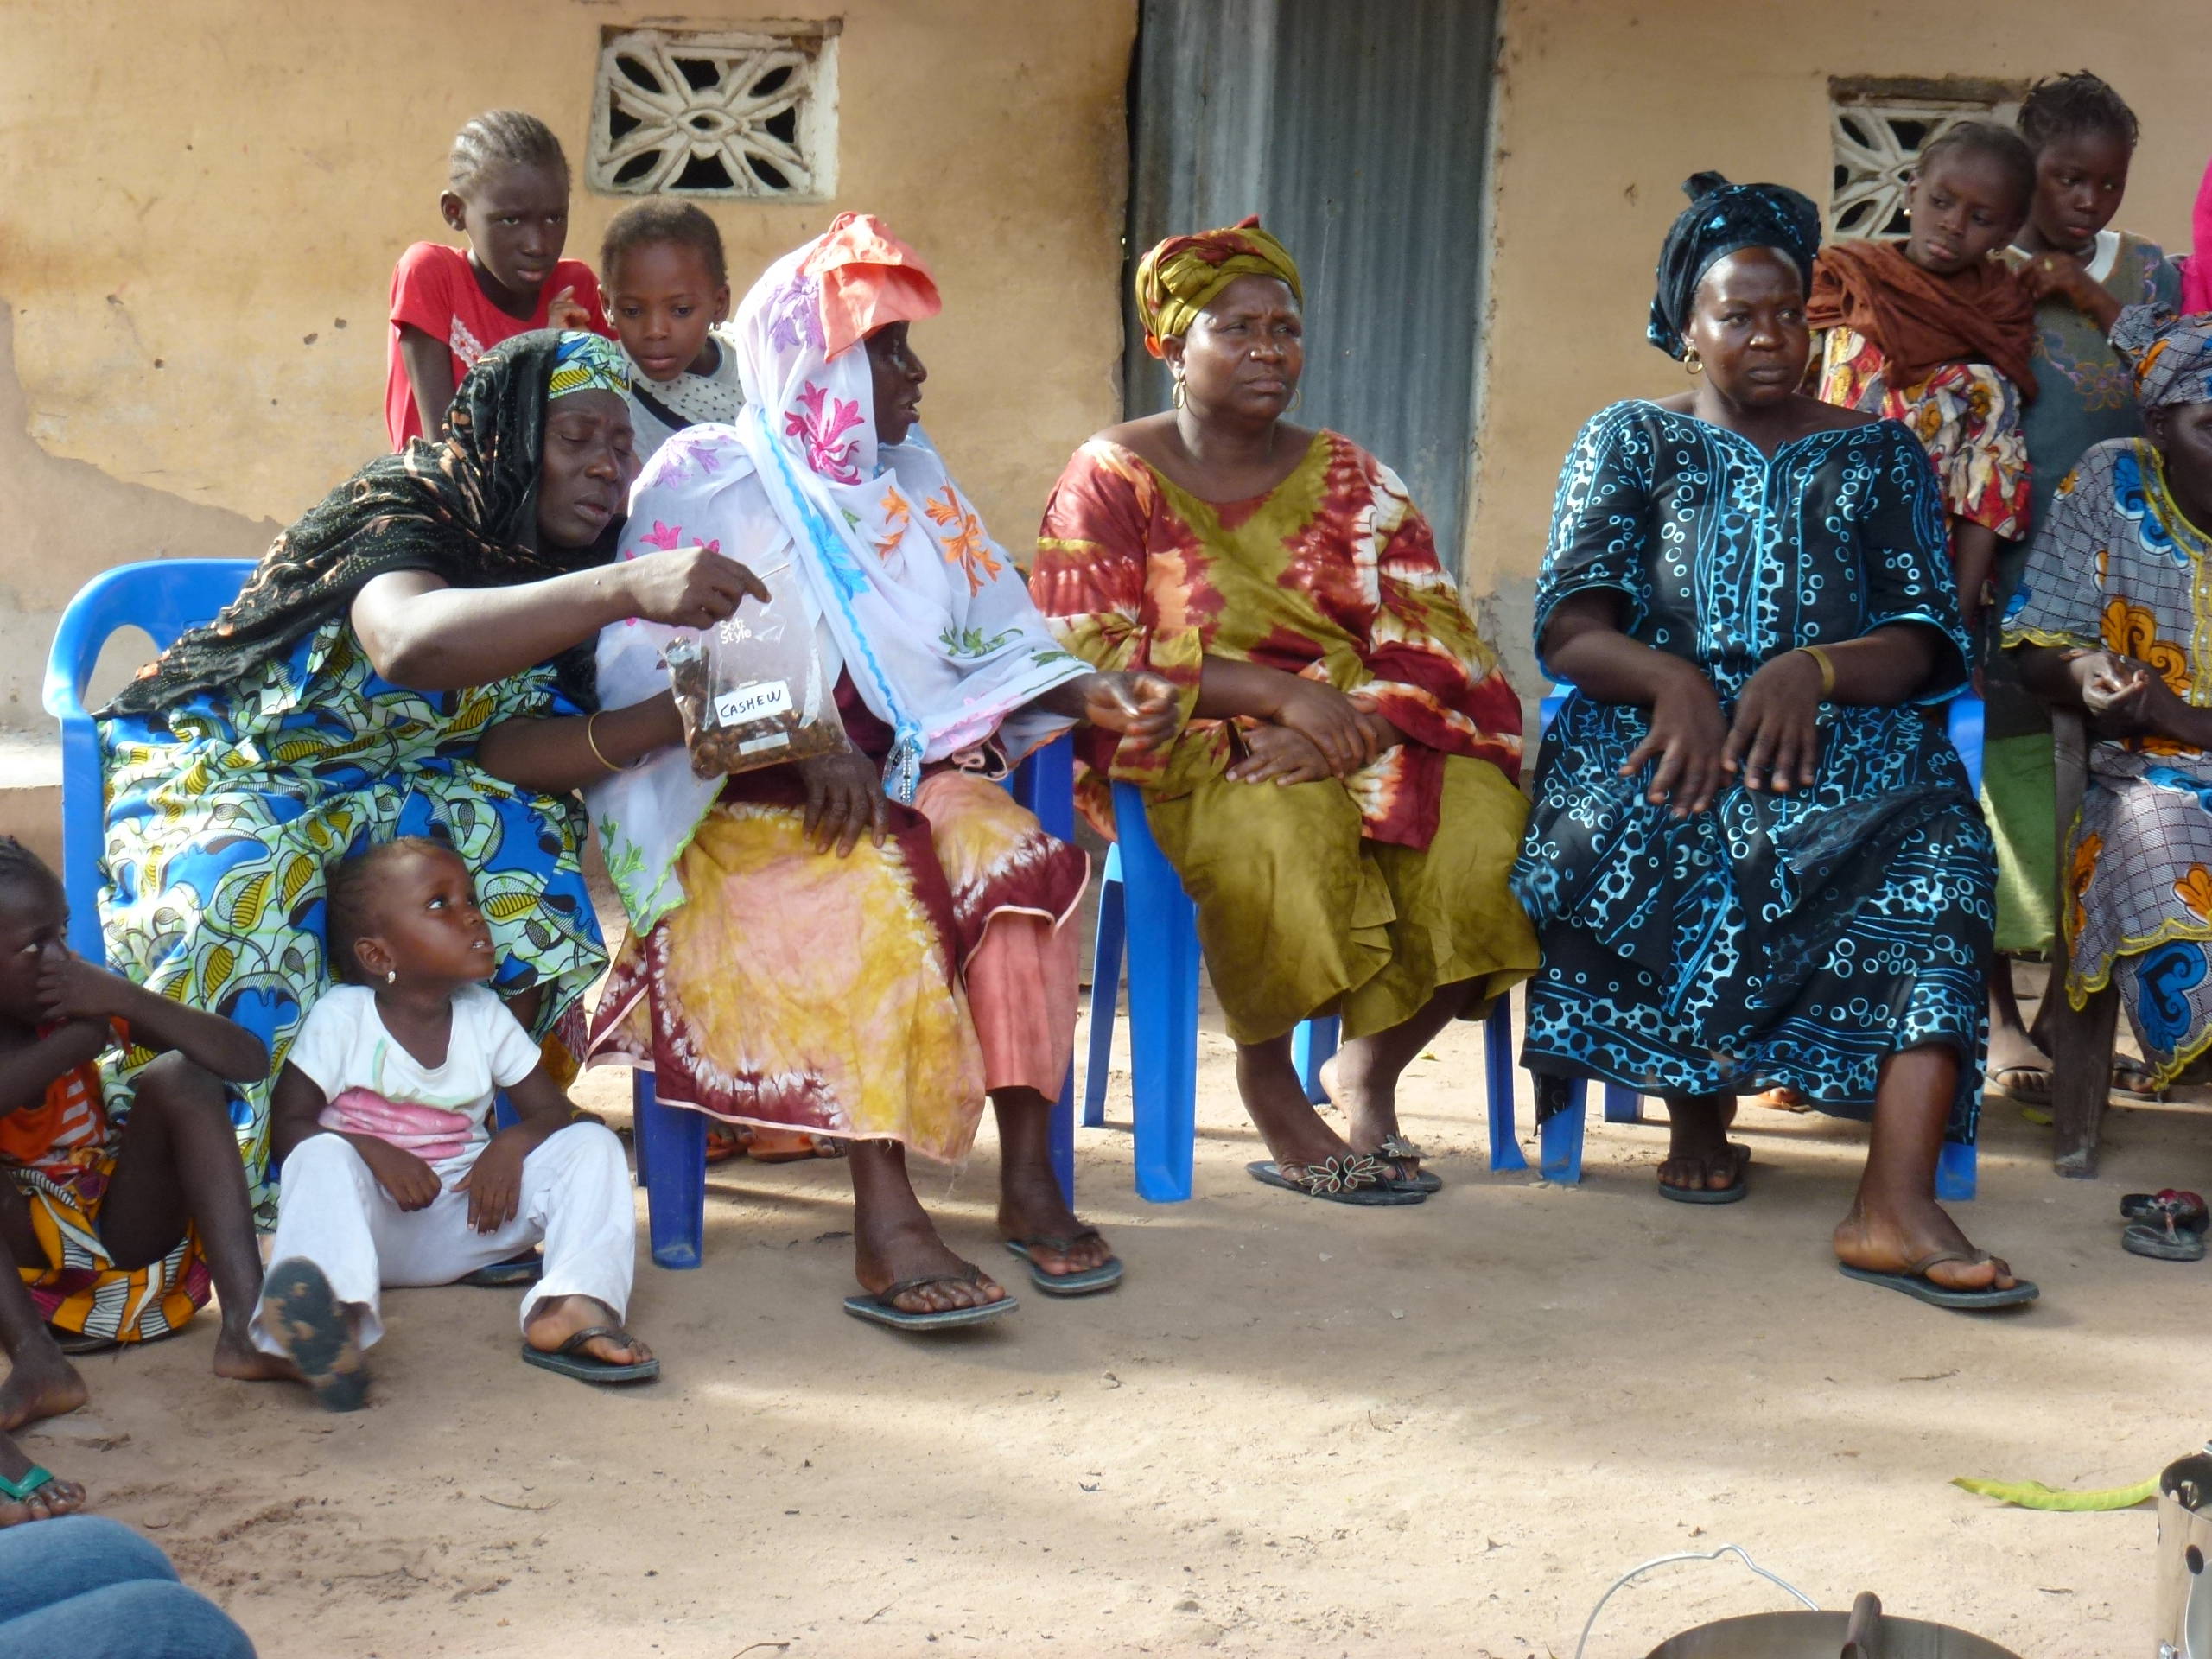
top-left (350, 550), bottom-right (770, 692)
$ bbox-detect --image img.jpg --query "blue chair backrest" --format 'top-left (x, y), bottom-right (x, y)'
top-left (43, 559), bottom-right (256, 963)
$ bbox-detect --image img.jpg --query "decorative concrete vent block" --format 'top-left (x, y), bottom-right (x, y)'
top-left (1829, 78), bottom-right (2024, 242)
top-left (589, 23), bottom-right (840, 199)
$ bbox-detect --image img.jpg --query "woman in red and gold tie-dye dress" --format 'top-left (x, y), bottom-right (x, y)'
top-left (1031, 219), bottom-right (1536, 1207)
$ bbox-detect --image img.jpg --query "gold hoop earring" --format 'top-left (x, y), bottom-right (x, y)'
top-left (1171, 373), bottom-right (1186, 410)
top-left (1287, 384), bottom-right (1303, 415)
top-left (1684, 348), bottom-right (1704, 376)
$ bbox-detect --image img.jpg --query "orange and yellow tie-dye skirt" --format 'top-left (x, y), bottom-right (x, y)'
top-left (587, 770), bottom-right (1085, 1164)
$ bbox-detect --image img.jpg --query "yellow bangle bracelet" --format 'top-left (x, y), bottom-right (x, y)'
top-left (1798, 645), bottom-right (1837, 700)
top-left (585, 712), bottom-right (625, 773)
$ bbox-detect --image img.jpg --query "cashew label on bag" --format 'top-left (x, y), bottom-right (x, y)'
top-left (714, 680), bottom-right (795, 726)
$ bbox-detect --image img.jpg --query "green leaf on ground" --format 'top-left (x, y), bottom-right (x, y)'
top-left (1952, 1475), bottom-right (2158, 1511)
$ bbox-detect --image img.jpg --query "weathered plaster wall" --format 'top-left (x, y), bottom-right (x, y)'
top-left (0, 0), bottom-right (1136, 729)
top-left (1469, 0), bottom-right (2212, 691)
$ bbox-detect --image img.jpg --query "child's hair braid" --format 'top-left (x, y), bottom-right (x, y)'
top-left (2018, 71), bottom-right (2141, 154)
top-left (448, 110), bottom-right (569, 196)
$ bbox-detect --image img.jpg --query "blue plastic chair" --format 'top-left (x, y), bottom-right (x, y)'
top-left (628, 737), bottom-right (1084, 1268)
top-left (1528, 688), bottom-right (1982, 1201)
top-left (1084, 779), bottom-right (1521, 1202)
top-left (43, 559), bottom-right (259, 964)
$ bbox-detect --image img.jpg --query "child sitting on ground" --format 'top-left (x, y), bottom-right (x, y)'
top-left (251, 837), bottom-right (652, 1410)
top-left (600, 200), bottom-right (746, 458)
top-left (1809, 119), bottom-right (2041, 638)
top-left (385, 110), bottom-right (612, 448)
top-left (0, 837), bottom-right (275, 1447)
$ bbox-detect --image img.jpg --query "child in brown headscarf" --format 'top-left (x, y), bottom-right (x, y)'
top-left (1810, 120), bottom-right (2039, 636)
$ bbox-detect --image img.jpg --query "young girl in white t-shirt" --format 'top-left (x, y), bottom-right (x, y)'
top-left (249, 837), bottom-right (654, 1409)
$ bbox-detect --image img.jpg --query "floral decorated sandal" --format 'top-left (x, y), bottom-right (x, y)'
top-left (1367, 1135), bottom-right (1441, 1194)
top-left (1246, 1154), bottom-right (1426, 1207)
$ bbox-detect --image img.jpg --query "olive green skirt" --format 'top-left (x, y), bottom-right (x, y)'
top-left (1139, 754), bottom-right (1539, 1045)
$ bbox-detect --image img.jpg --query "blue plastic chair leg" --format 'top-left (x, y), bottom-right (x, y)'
top-left (1083, 845), bottom-right (1125, 1128)
top-left (1602, 1085), bottom-right (1644, 1124)
top-left (1293, 1015), bottom-right (1340, 1104)
top-left (1484, 996), bottom-right (1527, 1172)
top-left (1049, 1058), bottom-right (1076, 1207)
top-left (1113, 784), bottom-right (1198, 1203)
top-left (633, 1070), bottom-right (705, 1268)
top-left (1936, 1137), bottom-right (1977, 1202)
top-left (1540, 1077), bottom-right (1588, 1184)
top-left (1947, 694), bottom-right (1986, 796)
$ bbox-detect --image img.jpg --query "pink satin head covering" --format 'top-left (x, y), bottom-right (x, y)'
top-left (799, 212), bottom-right (943, 359)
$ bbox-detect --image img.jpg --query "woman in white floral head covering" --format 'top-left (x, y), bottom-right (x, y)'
top-left (483, 216), bottom-right (1177, 1330)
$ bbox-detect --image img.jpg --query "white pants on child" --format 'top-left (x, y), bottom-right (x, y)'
top-left (248, 1122), bottom-right (636, 1354)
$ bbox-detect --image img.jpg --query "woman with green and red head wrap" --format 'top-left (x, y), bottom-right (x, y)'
top-left (1034, 217), bottom-right (1536, 1208)
top-left (99, 331), bottom-right (766, 1236)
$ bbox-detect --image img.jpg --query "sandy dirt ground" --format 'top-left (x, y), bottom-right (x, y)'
top-left (11, 987), bottom-right (2206, 1658)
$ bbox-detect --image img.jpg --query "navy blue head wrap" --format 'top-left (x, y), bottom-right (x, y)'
top-left (1648, 171), bottom-right (1822, 359)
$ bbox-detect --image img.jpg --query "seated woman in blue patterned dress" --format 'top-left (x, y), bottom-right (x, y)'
top-left (1515, 174), bottom-right (2033, 1309)
top-left (96, 332), bottom-right (766, 1231)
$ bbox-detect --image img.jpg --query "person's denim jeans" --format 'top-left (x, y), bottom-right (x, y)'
top-left (0, 1513), bottom-right (255, 1657)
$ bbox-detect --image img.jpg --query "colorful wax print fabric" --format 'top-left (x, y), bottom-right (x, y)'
top-left (1516, 403), bottom-right (1993, 1137)
top-left (99, 618), bottom-right (606, 1211)
top-left (1817, 326), bottom-right (2030, 543)
top-left (3, 1039), bottom-right (209, 1342)
top-left (2003, 438), bottom-right (2212, 1085)
top-left (1980, 234), bottom-right (2181, 952)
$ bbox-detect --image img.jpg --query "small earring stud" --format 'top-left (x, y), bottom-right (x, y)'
top-left (385, 969), bottom-right (397, 985)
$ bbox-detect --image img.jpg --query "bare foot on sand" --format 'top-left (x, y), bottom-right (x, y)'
top-left (0, 1338), bottom-right (86, 1432)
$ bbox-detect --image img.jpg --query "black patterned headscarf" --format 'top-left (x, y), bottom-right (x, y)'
top-left (1647, 171), bottom-right (1822, 359)
top-left (105, 330), bottom-right (628, 717)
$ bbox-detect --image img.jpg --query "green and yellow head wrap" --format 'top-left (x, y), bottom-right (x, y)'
top-left (1134, 215), bottom-right (1302, 355)
top-left (547, 330), bottom-right (629, 400)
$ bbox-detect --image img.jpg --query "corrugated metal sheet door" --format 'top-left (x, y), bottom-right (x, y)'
top-left (1124, 0), bottom-right (1499, 560)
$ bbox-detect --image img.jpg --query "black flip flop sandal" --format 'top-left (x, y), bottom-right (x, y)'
top-left (459, 1250), bottom-right (543, 1288)
top-left (1003, 1231), bottom-right (1123, 1296)
top-left (1657, 1143), bottom-right (1750, 1205)
top-left (843, 1268), bottom-right (1018, 1331)
top-left (261, 1257), bottom-right (368, 1412)
top-left (1837, 1251), bottom-right (2040, 1310)
top-left (46, 1325), bottom-right (120, 1357)
top-left (2121, 1190), bottom-right (2209, 1230)
top-left (1246, 1156), bottom-right (1425, 1206)
top-left (2124, 1220), bottom-right (2207, 1262)
top-left (520, 1325), bottom-right (661, 1384)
